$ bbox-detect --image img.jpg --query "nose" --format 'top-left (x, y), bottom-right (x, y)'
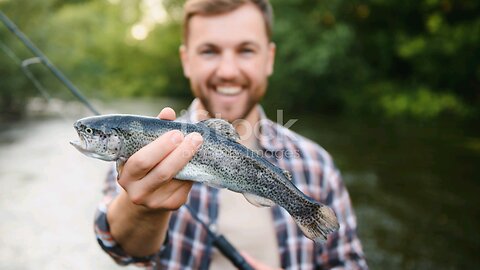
top-left (216, 51), bottom-right (240, 80)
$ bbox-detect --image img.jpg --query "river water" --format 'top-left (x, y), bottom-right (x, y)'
top-left (293, 114), bottom-right (480, 269)
top-left (0, 98), bottom-right (479, 269)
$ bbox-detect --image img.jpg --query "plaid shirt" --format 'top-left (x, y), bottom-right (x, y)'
top-left (94, 101), bottom-right (368, 269)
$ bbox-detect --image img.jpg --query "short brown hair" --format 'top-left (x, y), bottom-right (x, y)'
top-left (183, 0), bottom-right (273, 43)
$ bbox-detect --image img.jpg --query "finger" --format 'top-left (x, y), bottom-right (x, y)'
top-left (140, 132), bottom-right (203, 191)
top-left (146, 179), bottom-right (194, 210)
top-left (128, 177), bottom-right (194, 210)
top-left (120, 130), bottom-right (184, 184)
top-left (158, 107), bottom-right (176, 120)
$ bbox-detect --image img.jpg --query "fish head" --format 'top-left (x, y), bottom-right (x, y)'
top-left (70, 117), bottom-right (123, 161)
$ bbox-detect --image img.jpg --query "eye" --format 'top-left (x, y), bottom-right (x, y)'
top-left (240, 47), bottom-right (255, 54)
top-left (198, 46), bottom-right (219, 58)
top-left (201, 49), bottom-right (216, 56)
top-left (85, 128), bottom-right (93, 134)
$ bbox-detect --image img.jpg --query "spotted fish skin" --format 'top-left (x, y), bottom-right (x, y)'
top-left (71, 114), bottom-right (339, 243)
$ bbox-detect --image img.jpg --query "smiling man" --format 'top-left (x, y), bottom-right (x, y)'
top-left (94, 0), bottom-right (368, 269)
top-left (180, 1), bottom-right (274, 124)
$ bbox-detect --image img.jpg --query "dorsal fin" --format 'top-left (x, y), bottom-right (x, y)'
top-left (200, 118), bottom-right (240, 142)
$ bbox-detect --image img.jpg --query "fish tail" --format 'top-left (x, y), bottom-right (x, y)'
top-left (293, 202), bottom-right (339, 244)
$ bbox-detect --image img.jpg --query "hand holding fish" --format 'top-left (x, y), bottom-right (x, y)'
top-left (116, 108), bottom-right (203, 211)
top-left (105, 108), bottom-right (204, 257)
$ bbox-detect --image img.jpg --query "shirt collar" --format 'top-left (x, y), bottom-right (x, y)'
top-left (181, 98), bottom-right (284, 152)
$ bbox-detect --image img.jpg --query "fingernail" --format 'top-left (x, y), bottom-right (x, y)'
top-left (188, 132), bottom-right (203, 148)
top-left (170, 130), bottom-right (184, 144)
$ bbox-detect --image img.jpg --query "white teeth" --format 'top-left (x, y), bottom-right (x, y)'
top-left (216, 86), bottom-right (242, 95)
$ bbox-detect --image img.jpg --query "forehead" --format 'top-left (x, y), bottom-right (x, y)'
top-left (187, 4), bottom-right (269, 47)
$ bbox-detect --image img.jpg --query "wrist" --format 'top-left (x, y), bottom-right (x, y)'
top-left (107, 190), bottom-right (172, 257)
top-left (109, 189), bottom-right (172, 225)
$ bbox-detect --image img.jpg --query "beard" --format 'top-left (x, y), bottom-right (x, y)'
top-left (192, 74), bottom-right (266, 123)
top-left (197, 94), bottom-right (258, 123)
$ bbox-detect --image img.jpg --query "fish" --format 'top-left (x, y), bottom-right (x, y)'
top-left (70, 114), bottom-right (339, 243)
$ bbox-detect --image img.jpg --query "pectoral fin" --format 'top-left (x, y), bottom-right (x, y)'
top-left (243, 193), bottom-right (275, 207)
top-left (115, 158), bottom-right (127, 179)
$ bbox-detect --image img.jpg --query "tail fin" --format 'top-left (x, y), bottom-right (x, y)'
top-left (293, 203), bottom-right (339, 244)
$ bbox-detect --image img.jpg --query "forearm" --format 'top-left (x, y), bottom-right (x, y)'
top-left (107, 189), bottom-right (171, 257)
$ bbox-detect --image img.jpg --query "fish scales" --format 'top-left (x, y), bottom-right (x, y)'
top-left (195, 138), bottom-right (309, 210)
top-left (71, 114), bottom-right (339, 243)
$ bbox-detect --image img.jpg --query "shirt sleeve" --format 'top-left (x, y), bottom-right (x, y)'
top-left (93, 167), bottom-right (165, 268)
top-left (318, 165), bottom-right (369, 270)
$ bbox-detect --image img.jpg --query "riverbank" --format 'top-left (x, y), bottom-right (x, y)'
top-left (0, 98), bottom-right (184, 270)
top-left (0, 112), bottom-right (145, 269)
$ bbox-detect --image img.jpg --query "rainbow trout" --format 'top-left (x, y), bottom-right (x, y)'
top-left (70, 114), bottom-right (339, 243)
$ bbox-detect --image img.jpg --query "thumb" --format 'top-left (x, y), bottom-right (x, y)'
top-left (158, 107), bottom-right (176, 120)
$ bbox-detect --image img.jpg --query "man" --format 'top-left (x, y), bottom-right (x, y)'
top-left (94, 0), bottom-right (368, 269)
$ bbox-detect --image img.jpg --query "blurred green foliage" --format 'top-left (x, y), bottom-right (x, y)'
top-left (0, 0), bottom-right (478, 119)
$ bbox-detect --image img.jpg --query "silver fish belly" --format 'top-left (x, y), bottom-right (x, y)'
top-left (71, 114), bottom-right (339, 243)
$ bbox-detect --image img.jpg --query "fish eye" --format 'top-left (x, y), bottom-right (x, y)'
top-left (85, 128), bottom-right (93, 134)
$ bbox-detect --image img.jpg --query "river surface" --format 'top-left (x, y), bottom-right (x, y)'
top-left (0, 98), bottom-right (479, 269)
top-left (292, 114), bottom-right (480, 269)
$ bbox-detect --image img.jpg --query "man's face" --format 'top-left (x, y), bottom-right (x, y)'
top-left (180, 3), bottom-right (275, 122)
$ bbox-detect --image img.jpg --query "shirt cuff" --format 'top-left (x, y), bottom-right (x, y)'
top-left (94, 207), bottom-right (169, 267)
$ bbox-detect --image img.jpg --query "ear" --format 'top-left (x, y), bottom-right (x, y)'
top-left (179, 44), bottom-right (190, 78)
top-left (266, 42), bottom-right (276, 76)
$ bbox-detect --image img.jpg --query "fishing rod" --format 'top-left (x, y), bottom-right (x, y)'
top-left (184, 205), bottom-right (254, 270)
top-left (0, 11), bottom-right (99, 115)
top-left (0, 11), bottom-right (254, 270)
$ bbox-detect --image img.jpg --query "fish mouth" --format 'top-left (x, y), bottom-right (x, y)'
top-left (70, 133), bottom-right (90, 154)
top-left (70, 133), bottom-right (117, 161)
top-left (70, 139), bottom-right (86, 151)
